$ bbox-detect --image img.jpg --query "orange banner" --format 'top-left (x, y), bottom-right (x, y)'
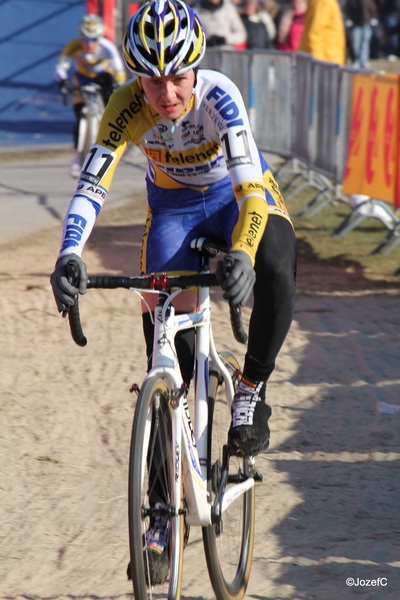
top-left (342, 73), bottom-right (400, 208)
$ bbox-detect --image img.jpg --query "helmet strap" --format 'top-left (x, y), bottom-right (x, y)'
top-left (193, 66), bottom-right (199, 88)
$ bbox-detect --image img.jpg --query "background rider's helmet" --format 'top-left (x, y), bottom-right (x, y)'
top-left (122, 0), bottom-right (206, 77)
top-left (79, 14), bottom-right (106, 39)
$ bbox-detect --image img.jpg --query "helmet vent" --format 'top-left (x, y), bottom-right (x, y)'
top-left (164, 20), bottom-right (175, 37)
top-left (165, 40), bottom-right (184, 62)
top-left (144, 22), bottom-right (155, 39)
top-left (138, 44), bottom-right (158, 63)
top-left (182, 41), bottom-right (194, 65)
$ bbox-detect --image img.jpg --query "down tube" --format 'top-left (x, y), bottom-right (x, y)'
top-left (194, 301), bottom-right (212, 479)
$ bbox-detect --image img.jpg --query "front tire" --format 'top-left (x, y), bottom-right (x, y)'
top-left (83, 108), bottom-right (96, 156)
top-left (203, 352), bottom-right (255, 600)
top-left (128, 375), bottom-right (184, 600)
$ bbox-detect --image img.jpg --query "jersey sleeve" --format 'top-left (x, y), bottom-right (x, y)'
top-left (54, 39), bottom-right (83, 81)
top-left (58, 96), bottom-right (130, 259)
top-left (100, 38), bottom-right (127, 85)
top-left (110, 50), bottom-right (127, 85)
top-left (204, 78), bottom-right (268, 264)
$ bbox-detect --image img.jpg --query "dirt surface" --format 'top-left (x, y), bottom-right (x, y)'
top-left (1, 190), bottom-right (400, 600)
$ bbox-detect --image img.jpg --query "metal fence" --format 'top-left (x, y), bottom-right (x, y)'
top-left (203, 48), bottom-right (360, 185)
top-left (201, 48), bottom-right (400, 255)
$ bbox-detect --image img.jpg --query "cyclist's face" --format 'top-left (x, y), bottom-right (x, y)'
top-left (141, 71), bottom-right (195, 121)
top-left (82, 38), bottom-right (100, 53)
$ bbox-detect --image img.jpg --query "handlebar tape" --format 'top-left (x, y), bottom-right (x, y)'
top-left (66, 261), bottom-right (87, 347)
top-left (229, 303), bottom-right (248, 344)
top-left (67, 273), bottom-right (246, 346)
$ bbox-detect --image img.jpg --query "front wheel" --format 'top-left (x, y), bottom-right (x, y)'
top-left (202, 351), bottom-right (256, 600)
top-left (128, 375), bottom-right (185, 600)
top-left (82, 108), bottom-right (97, 156)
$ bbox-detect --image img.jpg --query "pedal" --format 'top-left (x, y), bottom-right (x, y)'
top-left (248, 463), bottom-right (263, 482)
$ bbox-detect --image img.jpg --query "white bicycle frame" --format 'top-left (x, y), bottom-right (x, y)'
top-left (133, 277), bottom-right (255, 528)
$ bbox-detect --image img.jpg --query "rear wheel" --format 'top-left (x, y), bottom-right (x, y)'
top-left (202, 351), bottom-right (256, 600)
top-left (128, 375), bottom-right (185, 600)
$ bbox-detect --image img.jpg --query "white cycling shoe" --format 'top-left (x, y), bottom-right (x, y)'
top-left (69, 151), bottom-right (83, 178)
top-left (228, 380), bottom-right (271, 457)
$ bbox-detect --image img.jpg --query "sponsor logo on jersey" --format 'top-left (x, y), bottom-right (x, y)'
top-left (149, 154), bottom-right (223, 178)
top-left (101, 91), bottom-right (144, 149)
top-left (61, 213), bottom-right (87, 251)
top-left (145, 148), bottom-right (163, 162)
top-left (144, 143), bottom-right (220, 168)
top-left (245, 210), bottom-right (263, 248)
top-left (163, 154), bottom-right (224, 177)
top-left (205, 86), bottom-right (244, 129)
top-left (235, 181), bottom-right (264, 195)
top-left (76, 182), bottom-right (107, 201)
top-left (181, 123), bottom-right (206, 145)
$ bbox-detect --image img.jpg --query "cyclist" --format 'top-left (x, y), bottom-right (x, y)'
top-left (54, 14), bottom-right (127, 177)
top-left (50, 0), bottom-right (297, 583)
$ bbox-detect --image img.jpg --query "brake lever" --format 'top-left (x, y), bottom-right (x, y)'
top-left (61, 261), bottom-right (80, 319)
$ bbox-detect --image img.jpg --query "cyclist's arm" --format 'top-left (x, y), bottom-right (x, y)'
top-left (57, 97), bottom-right (129, 259)
top-left (100, 38), bottom-right (127, 85)
top-left (230, 195), bottom-right (268, 265)
top-left (54, 39), bottom-right (82, 82)
top-left (110, 51), bottom-right (127, 86)
top-left (213, 88), bottom-right (268, 265)
top-left (57, 142), bottom-right (126, 259)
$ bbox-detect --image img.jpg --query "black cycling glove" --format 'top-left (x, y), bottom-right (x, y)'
top-left (50, 254), bottom-right (88, 314)
top-left (216, 249), bottom-right (256, 307)
top-left (58, 78), bottom-right (69, 91)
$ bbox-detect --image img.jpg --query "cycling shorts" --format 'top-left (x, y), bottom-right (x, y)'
top-left (141, 153), bottom-right (290, 274)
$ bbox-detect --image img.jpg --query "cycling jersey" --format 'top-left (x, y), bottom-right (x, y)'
top-left (58, 69), bottom-right (291, 267)
top-left (54, 37), bottom-right (126, 87)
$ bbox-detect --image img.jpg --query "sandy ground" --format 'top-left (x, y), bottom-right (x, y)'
top-left (1, 186), bottom-right (400, 600)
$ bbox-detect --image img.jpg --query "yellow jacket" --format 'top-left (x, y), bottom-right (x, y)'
top-left (298, 0), bottom-right (346, 65)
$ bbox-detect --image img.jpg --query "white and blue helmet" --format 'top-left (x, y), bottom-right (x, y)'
top-left (123, 0), bottom-right (206, 77)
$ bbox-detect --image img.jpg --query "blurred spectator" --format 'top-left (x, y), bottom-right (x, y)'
top-left (381, 0), bottom-right (400, 58)
top-left (338, 0), bottom-right (357, 62)
top-left (345, 0), bottom-right (378, 67)
top-left (240, 0), bottom-right (276, 49)
top-left (277, 0), bottom-right (308, 51)
top-left (261, 0), bottom-right (286, 42)
top-left (368, 0), bottom-right (381, 58)
top-left (298, 0), bottom-right (347, 64)
top-left (385, 20), bottom-right (400, 58)
top-left (195, 0), bottom-right (247, 48)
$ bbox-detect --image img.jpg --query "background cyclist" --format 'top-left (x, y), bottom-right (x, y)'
top-left (54, 14), bottom-right (127, 177)
top-left (50, 0), bottom-right (297, 583)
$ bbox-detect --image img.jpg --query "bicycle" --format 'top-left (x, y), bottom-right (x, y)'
top-left (61, 82), bottom-right (104, 159)
top-left (65, 237), bottom-right (263, 600)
